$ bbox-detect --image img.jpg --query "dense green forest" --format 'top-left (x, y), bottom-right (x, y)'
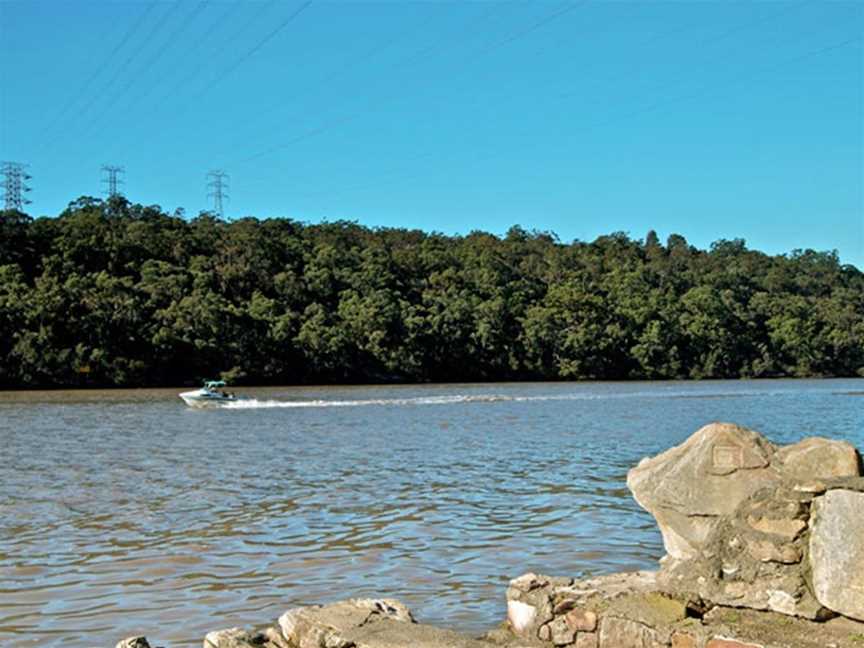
top-left (0, 197), bottom-right (862, 388)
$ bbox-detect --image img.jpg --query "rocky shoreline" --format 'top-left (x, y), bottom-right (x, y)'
top-left (116, 423), bottom-right (864, 648)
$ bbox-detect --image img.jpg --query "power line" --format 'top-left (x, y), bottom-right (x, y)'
top-left (588, 34), bottom-right (862, 133)
top-left (101, 165), bottom-right (125, 198)
top-left (1, 162), bottom-right (33, 212)
top-left (242, 2), bottom-right (841, 171)
top-left (281, 33), bottom-right (862, 206)
top-left (550, 13), bottom-right (863, 141)
top-left (147, 0), bottom-right (251, 114)
top-left (243, 2), bottom-right (447, 134)
top-left (35, 2), bottom-right (158, 148)
top-left (194, 0), bottom-right (314, 101)
top-left (239, 114), bottom-right (359, 164)
top-left (394, 1), bottom-right (512, 70)
top-left (207, 170), bottom-right (230, 218)
top-left (233, 1), bottom-right (583, 165)
top-left (206, 3), bottom-right (462, 163)
top-left (84, 0), bottom-right (206, 157)
top-left (86, 1), bottom-right (183, 112)
top-left (122, 0), bottom-right (282, 151)
top-left (158, 0), bottom-right (311, 140)
top-left (557, 0), bottom-right (811, 100)
top-left (36, 1), bottom-right (184, 155)
top-left (466, 0), bottom-right (587, 63)
top-left (113, 0), bottom-right (211, 118)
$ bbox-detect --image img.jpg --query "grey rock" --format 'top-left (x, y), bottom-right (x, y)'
top-left (574, 633), bottom-right (598, 648)
top-left (776, 437), bottom-right (861, 483)
top-left (506, 573), bottom-right (557, 639)
top-left (598, 616), bottom-right (665, 648)
top-left (564, 608), bottom-right (596, 632)
top-left (116, 638), bottom-right (151, 648)
top-left (343, 619), bottom-right (494, 648)
top-left (745, 516), bottom-right (807, 540)
top-left (275, 598), bottom-right (497, 648)
top-left (809, 489), bottom-right (864, 621)
top-left (545, 616), bottom-right (574, 645)
top-left (628, 422), bottom-right (779, 560)
top-left (278, 599), bottom-right (412, 648)
top-left (203, 627), bottom-right (268, 648)
top-left (745, 537), bottom-right (802, 564)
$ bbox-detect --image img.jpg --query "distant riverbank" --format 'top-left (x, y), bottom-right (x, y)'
top-left (2, 374), bottom-right (863, 394)
top-left (2, 205), bottom-right (862, 390)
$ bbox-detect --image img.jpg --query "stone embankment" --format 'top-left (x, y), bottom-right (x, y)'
top-left (118, 423), bottom-right (864, 648)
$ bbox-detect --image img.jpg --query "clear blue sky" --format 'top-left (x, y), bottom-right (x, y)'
top-left (1, 0), bottom-right (862, 267)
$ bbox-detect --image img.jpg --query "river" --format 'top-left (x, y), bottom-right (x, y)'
top-left (1, 379), bottom-right (861, 647)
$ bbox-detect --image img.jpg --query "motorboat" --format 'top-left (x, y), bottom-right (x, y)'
top-left (179, 380), bottom-right (240, 408)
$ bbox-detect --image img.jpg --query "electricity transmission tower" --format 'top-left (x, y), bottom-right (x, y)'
top-left (1, 162), bottom-right (33, 211)
top-left (101, 165), bottom-right (125, 198)
top-left (207, 170), bottom-right (229, 218)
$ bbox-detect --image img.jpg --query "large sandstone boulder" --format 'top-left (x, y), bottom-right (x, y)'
top-left (625, 424), bottom-right (863, 622)
top-left (627, 423), bottom-right (778, 560)
top-left (627, 423), bottom-right (860, 561)
top-left (809, 488), bottom-right (864, 621)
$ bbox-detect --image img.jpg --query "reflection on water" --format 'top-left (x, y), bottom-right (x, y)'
top-left (0, 379), bottom-right (861, 647)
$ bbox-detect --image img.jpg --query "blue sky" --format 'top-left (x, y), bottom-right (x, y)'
top-left (1, 0), bottom-right (862, 267)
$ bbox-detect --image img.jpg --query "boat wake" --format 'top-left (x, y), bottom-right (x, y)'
top-left (218, 386), bottom-right (829, 410)
top-left (222, 394), bottom-right (514, 409)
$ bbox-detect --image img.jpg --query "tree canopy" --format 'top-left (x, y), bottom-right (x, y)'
top-left (1, 198), bottom-right (861, 388)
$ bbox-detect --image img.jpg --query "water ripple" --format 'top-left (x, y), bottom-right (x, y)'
top-left (0, 379), bottom-right (862, 647)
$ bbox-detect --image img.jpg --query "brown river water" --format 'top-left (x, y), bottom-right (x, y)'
top-left (1, 380), bottom-right (862, 647)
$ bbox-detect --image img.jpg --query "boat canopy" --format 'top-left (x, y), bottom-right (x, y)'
top-left (204, 380), bottom-right (226, 388)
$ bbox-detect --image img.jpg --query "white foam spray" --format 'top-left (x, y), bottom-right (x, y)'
top-left (218, 387), bottom-right (810, 410)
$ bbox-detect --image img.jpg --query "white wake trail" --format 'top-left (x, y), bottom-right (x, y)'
top-left (217, 387), bottom-right (805, 410)
top-left (221, 394), bottom-right (513, 409)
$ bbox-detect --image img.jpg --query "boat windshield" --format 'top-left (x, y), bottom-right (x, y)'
top-left (204, 380), bottom-right (226, 389)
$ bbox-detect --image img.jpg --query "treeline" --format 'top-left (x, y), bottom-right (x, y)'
top-left (0, 196), bottom-right (862, 388)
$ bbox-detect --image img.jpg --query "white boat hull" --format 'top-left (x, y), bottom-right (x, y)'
top-left (179, 388), bottom-right (238, 408)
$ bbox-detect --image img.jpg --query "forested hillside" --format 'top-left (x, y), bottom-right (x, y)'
top-left (1, 197), bottom-right (862, 388)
